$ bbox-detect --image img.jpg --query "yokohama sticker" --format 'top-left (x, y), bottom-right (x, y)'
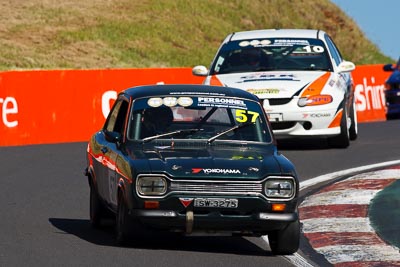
top-left (192, 168), bottom-right (241, 174)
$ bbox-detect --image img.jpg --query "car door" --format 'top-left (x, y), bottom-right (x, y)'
top-left (97, 96), bottom-right (130, 207)
top-left (325, 34), bottom-right (351, 88)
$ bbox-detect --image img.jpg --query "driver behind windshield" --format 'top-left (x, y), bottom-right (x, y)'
top-left (141, 106), bottom-right (173, 138)
top-left (220, 48), bottom-right (275, 73)
top-left (241, 48), bottom-right (263, 67)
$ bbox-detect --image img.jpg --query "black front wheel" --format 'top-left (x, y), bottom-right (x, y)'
top-left (116, 193), bottom-right (131, 246)
top-left (89, 184), bottom-right (106, 228)
top-left (268, 219), bottom-right (300, 255)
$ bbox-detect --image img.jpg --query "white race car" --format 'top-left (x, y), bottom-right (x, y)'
top-left (193, 29), bottom-right (357, 148)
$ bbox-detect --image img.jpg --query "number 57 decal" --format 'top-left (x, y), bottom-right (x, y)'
top-left (235, 110), bottom-right (259, 123)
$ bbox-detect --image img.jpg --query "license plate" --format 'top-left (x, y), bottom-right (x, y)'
top-left (194, 198), bottom-right (238, 208)
top-left (267, 113), bottom-right (283, 122)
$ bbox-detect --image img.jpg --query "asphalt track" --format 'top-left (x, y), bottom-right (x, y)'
top-left (0, 120), bottom-right (399, 267)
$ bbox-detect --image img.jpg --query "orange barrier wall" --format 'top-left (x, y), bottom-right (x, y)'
top-left (0, 68), bottom-right (203, 146)
top-left (0, 65), bottom-right (389, 146)
top-left (352, 64), bottom-right (387, 122)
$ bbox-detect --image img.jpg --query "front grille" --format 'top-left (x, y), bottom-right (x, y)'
top-left (170, 181), bottom-right (263, 195)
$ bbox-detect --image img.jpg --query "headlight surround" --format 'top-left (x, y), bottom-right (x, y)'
top-left (298, 95), bottom-right (332, 107)
top-left (136, 175), bottom-right (167, 196)
top-left (264, 178), bottom-right (295, 199)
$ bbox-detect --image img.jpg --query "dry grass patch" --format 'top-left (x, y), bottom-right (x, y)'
top-left (0, 0), bottom-right (392, 70)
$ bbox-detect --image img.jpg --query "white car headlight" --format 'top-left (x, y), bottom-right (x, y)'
top-left (137, 176), bottom-right (167, 196)
top-left (298, 95), bottom-right (332, 107)
top-left (265, 178), bottom-right (295, 198)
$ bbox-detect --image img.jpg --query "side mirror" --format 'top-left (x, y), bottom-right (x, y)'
top-left (104, 130), bottom-right (121, 144)
top-left (337, 61), bottom-right (355, 73)
top-left (383, 64), bottom-right (395, 72)
top-left (192, 65), bottom-right (208, 76)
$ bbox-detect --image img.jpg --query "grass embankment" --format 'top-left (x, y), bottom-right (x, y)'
top-left (0, 0), bottom-right (392, 71)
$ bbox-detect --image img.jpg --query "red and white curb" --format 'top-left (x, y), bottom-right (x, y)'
top-left (299, 168), bottom-right (400, 266)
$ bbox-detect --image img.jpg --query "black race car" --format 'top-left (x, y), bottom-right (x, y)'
top-left (383, 57), bottom-right (400, 119)
top-left (85, 84), bottom-right (300, 255)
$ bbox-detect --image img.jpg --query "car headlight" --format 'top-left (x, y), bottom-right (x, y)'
top-left (265, 178), bottom-right (295, 198)
top-left (136, 176), bottom-right (167, 196)
top-left (298, 95), bottom-right (332, 107)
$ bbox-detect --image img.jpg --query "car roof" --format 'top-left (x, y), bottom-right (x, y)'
top-left (121, 84), bottom-right (260, 102)
top-left (228, 29), bottom-right (325, 41)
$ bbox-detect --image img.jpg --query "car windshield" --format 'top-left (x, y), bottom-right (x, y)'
top-left (127, 95), bottom-right (272, 143)
top-left (210, 38), bottom-right (332, 75)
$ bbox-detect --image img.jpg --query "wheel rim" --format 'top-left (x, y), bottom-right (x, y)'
top-left (343, 105), bottom-right (350, 140)
top-left (352, 101), bottom-right (358, 134)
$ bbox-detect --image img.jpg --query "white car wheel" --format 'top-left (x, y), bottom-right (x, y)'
top-left (328, 104), bottom-right (350, 148)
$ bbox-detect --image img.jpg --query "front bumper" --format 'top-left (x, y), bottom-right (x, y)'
top-left (267, 106), bottom-right (341, 137)
top-left (130, 209), bottom-right (298, 236)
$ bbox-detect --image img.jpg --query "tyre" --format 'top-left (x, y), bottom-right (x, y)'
top-left (268, 219), bottom-right (300, 255)
top-left (349, 100), bottom-right (358, 141)
top-left (116, 193), bottom-right (131, 246)
top-left (328, 104), bottom-right (350, 148)
top-left (89, 183), bottom-right (106, 228)
top-left (116, 193), bottom-right (150, 246)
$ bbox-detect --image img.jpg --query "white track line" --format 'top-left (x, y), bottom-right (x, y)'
top-left (300, 189), bottom-right (380, 206)
top-left (299, 160), bottom-right (400, 190)
top-left (301, 217), bottom-right (374, 233)
top-left (278, 160), bottom-right (400, 267)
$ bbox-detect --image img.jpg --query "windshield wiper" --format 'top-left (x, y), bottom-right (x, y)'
top-left (207, 122), bottom-right (254, 144)
top-left (142, 128), bottom-right (203, 143)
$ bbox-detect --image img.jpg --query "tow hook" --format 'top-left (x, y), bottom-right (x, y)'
top-left (186, 210), bottom-right (194, 234)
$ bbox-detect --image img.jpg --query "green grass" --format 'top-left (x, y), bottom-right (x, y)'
top-left (369, 180), bottom-right (400, 249)
top-left (0, 0), bottom-right (394, 71)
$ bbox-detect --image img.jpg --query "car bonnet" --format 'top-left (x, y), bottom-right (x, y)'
top-left (128, 144), bottom-right (283, 180)
top-left (208, 71), bottom-right (333, 99)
